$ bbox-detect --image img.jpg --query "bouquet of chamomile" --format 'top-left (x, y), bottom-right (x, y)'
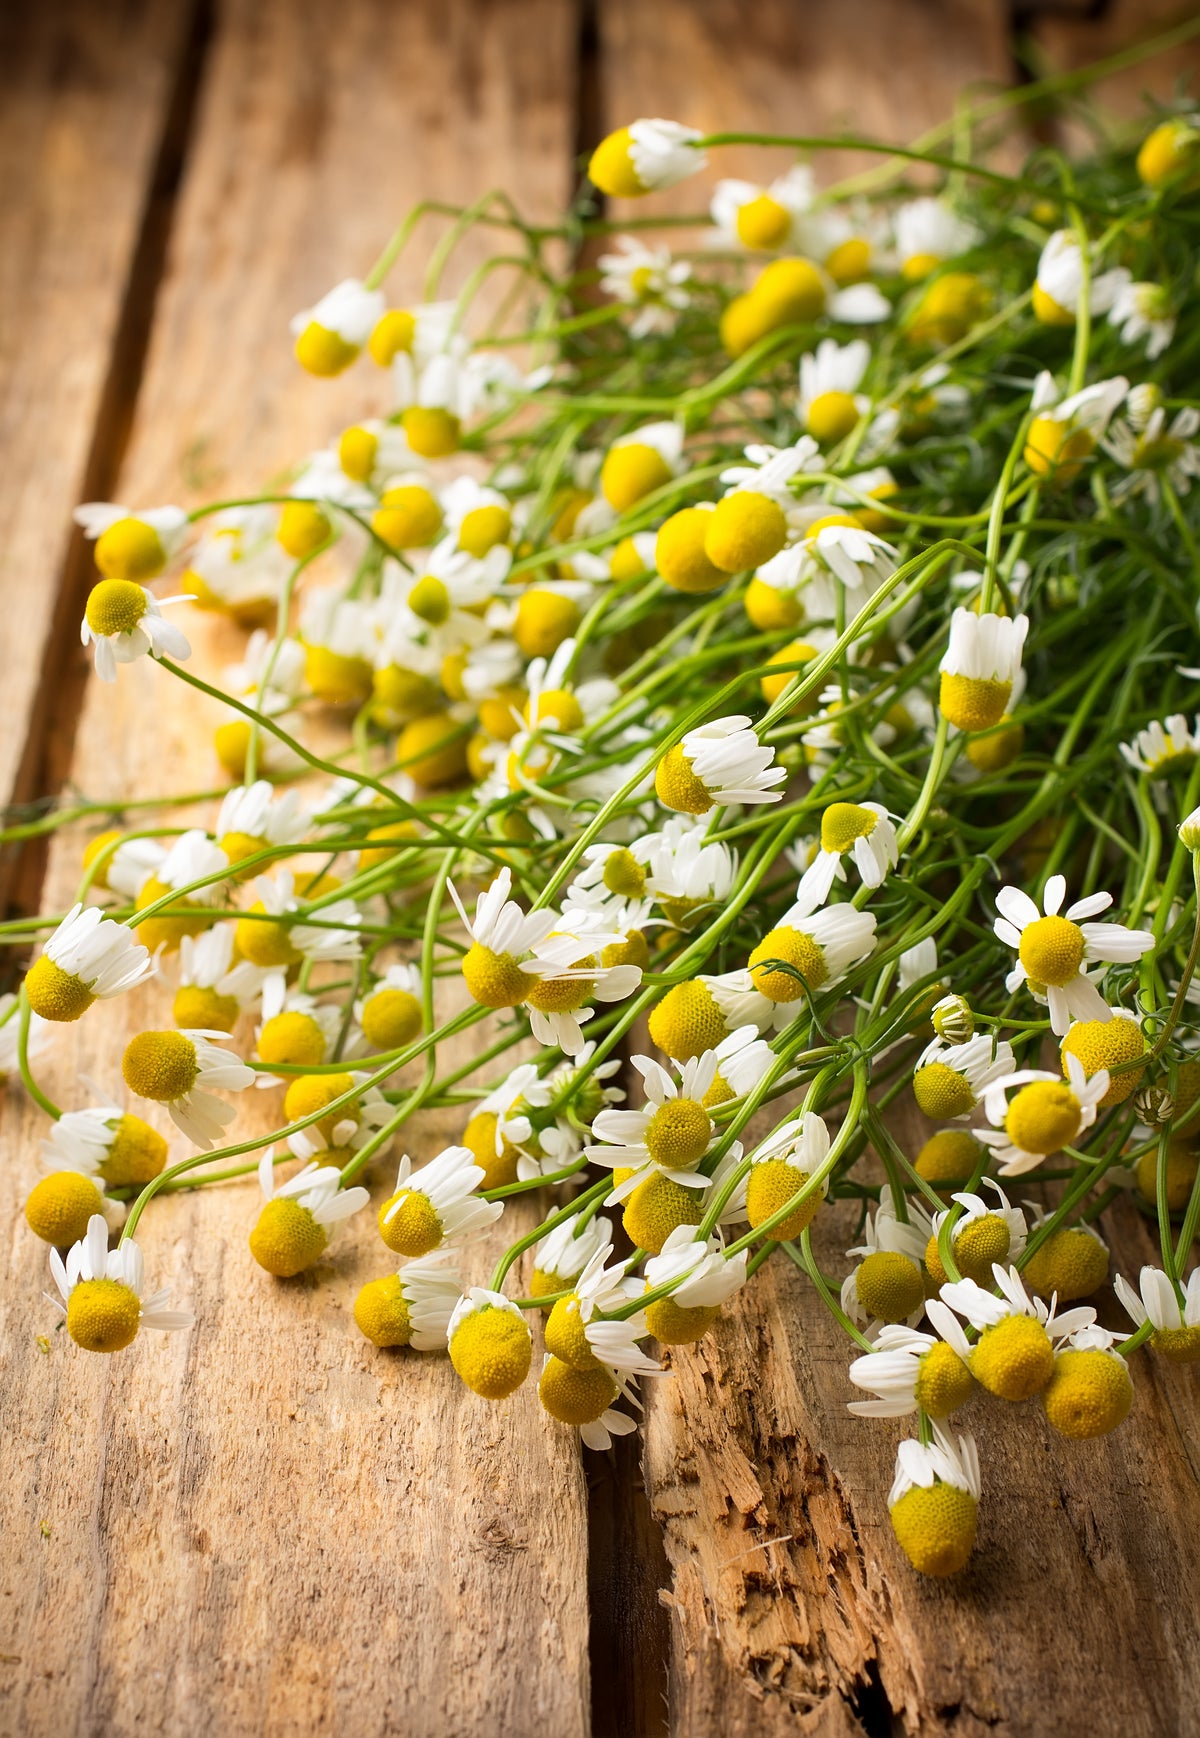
top-left (9, 84), bottom-right (1200, 1579)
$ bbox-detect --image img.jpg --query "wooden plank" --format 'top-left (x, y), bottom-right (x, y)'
top-left (0, 2), bottom-right (590, 1734)
top-left (0, 0), bottom-right (200, 900)
top-left (597, 2), bottom-right (1200, 1732)
top-left (1029, 0), bottom-right (1200, 147)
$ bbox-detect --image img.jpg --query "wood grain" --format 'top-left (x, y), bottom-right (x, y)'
top-left (0, 3), bottom-right (590, 1734)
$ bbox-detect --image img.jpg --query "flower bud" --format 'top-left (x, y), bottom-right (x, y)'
top-left (1179, 806), bottom-right (1200, 851)
top-left (932, 994), bottom-right (974, 1044)
top-left (1134, 1084), bottom-right (1175, 1127)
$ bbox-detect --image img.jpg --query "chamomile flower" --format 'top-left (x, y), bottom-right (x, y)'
top-left (215, 781), bottom-right (309, 875)
top-left (597, 236), bottom-right (693, 337)
top-left (286, 1078), bottom-right (392, 1167)
top-left (290, 277), bottom-right (386, 376)
top-left (710, 165), bottom-right (814, 251)
top-left (544, 1242), bottom-right (660, 1377)
top-left (795, 800), bottom-right (898, 908)
top-left (747, 903), bottom-right (877, 1006)
top-left (520, 921), bottom-right (643, 1057)
top-left (354, 962), bottom-right (423, 1054)
top-left (1104, 403), bottom-right (1200, 506)
top-left (704, 1024), bottom-right (776, 1107)
top-left (47, 1216), bottom-right (192, 1352)
top-left (1024, 371), bottom-right (1129, 484)
top-left (938, 608), bottom-right (1028, 733)
top-left (938, 1264), bottom-right (1095, 1401)
top-left (250, 1154), bottom-right (370, 1276)
top-left (121, 1027), bottom-right (254, 1147)
top-left (798, 339), bottom-right (871, 445)
top-left (538, 1354), bottom-right (641, 1450)
top-left (587, 119), bottom-right (706, 197)
top-left (449, 867), bottom-right (558, 1009)
top-left (587, 1051), bottom-right (719, 1200)
top-left (924, 1185), bottom-right (1028, 1286)
top-left (892, 196), bottom-right (979, 279)
top-left (847, 1317), bottom-right (974, 1419)
top-left (977, 1052), bottom-right (1111, 1176)
top-left (41, 1094), bottom-right (168, 1192)
top-left (743, 1112), bottom-right (830, 1239)
top-left (530, 1214), bottom-right (615, 1299)
top-left (24, 904), bottom-right (154, 1023)
top-left (642, 1225), bottom-right (748, 1343)
top-left (460, 1061), bottom-right (557, 1188)
top-left (1042, 1325), bottom-right (1133, 1439)
top-left (992, 873), bottom-right (1154, 1035)
top-left (236, 869), bottom-right (362, 979)
top-left (911, 1034), bottom-right (1016, 1121)
top-left (598, 421), bottom-right (685, 514)
top-left (353, 1252), bottom-right (463, 1350)
top-left (133, 829), bottom-right (229, 953)
top-left (641, 816), bottom-right (737, 930)
top-left (1114, 1265), bottom-right (1200, 1362)
top-left (1106, 279), bottom-right (1176, 360)
top-left (75, 501), bottom-right (188, 580)
top-left (184, 505), bottom-right (291, 621)
top-left (887, 1424), bottom-right (980, 1577)
top-left (378, 1146), bottom-right (502, 1257)
top-left (803, 519), bottom-right (898, 596)
top-left (1033, 231), bottom-right (1129, 325)
top-left (654, 716), bottom-right (786, 813)
top-left (841, 1187), bottom-right (933, 1327)
top-left (81, 580), bottom-right (192, 683)
top-left (448, 1289), bottom-right (533, 1399)
top-left (718, 436), bottom-right (823, 510)
top-left (1119, 713), bottom-right (1200, 778)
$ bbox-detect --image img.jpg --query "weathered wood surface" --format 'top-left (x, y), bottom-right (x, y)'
top-left (0, 3), bottom-right (591, 1735)
top-left (1, 2), bottom-right (1199, 1735)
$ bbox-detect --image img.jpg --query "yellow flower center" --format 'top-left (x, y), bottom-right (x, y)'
top-left (458, 503), bottom-right (510, 556)
top-left (753, 256), bottom-right (826, 323)
top-left (1023, 416), bottom-right (1094, 484)
top-left (402, 406), bottom-right (461, 459)
top-left (760, 639), bottom-right (818, 710)
top-left (655, 509), bottom-right (727, 595)
top-left (449, 1305), bottom-right (532, 1398)
top-left (622, 1173), bottom-right (704, 1255)
top-left (277, 500), bottom-right (332, 559)
top-left (647, 979), bottom-right (727, 1061)
top-left (525, 959), bottom-right (596, 1013)
top-left (304, 643), bottom-right (374, 706)
top-left (461, 942), bottom-right (532, 1009)
top-left (526, 687), bottom-right (584, 734)
top-left (889, 1482), bottom-right (977, 1577)
top-left (602, 848), bottom-right (647, 898)
top-left (25, 1173), bottom-right (105, 1247)
top-left (397, 713), bottom-right (468, 788)
top-left (965, 715), bottom-right (1024, 773)
top-left (249, 1198), bottom-right (328, 1276)
top-left (938, 672), bottom-right (1012, 733)
top-left (820, 801), bottom-right (877, 855)
top-left (806, 390), bottom-right (860, 445)
top-left (235, 905), bottom-right (303, 969)
top-left (704, 491), bottom-right (788, 575)
top-left (1042, 1348), bottom-right (1132, 1439)
top-left (283, 1071), bottom-right (357, 1141)
top-left (367, 307), bottom-right (416, 366)
top-left (1032, 282), bottom-right (1076, 326)
top-left (294, 322), bottom-right (359, 377)
top-left (136, 876), bottom-right (211, 954)
top-left (338, 424), bottom-right (378, 481)
top-left (513, 589), bottom-right (581, 658)
top-left (734, 192), bottom-right (792, 250)
top-left (588, 127), bottom-right (644, 196)
top-left (601, 442), bottom-right (674, 513)
top-left (744, 576), bottom-right (803, 632)
top-left (258, 1010), bottom-right (327, 1068)
top-left (122, 1030), bottom-right (198, 1102)
top-left (1022, 1227), bottom-right (1108, 1303)
top-left (913, 1342), bottom-right (974, 1420)
top-left (645, 1294), bottom-right (721, 1345)
top-left (102, 1114), bottom-right (169, 1186)
top-left (914, 1129), bottom-right (984, 1198)
top-left (906, 273), bottom-right (989, 346)
top-left (25, 956), bottom-right (95, 1022)
top-left (463, 1110), bottom-right (522, 1190)
top-left (855, 1250), bottom-right (925, 1323)
top-left (95, 519), bottom-right (167, 586)
top-left (361, 987), bottom-right (423, 1053)
top-left (1006, 1078), bottom-right (1085, 1156)
top-left (1018, 913), bottom-right (1085, 987)
top-left (1138, 118), bottom-right (1199, 186)
top-left (971, 1313), bottom-right (1054, 1400)
top-left (538, 1355), bottom-right (617, 1424)
top-left (643, 1097), bottom-right (712, 1169)
top-left (745, 1159), bottom-right (820, 1239)
top-left (66, 1278), bottom-right (142, 1353)
top-left (912, 1062), bottom-right (976, 1120)
top-left (544, 1294), bottom-right (599, 1369)
top-left (925, 1213), bottom-right (1011, 1287)
top-left (1151, 1324), bottom-right (1200, 1363)
top-left (371, 483), bottom-right (443, 551)
top-left (353, 1275), bottom-right (413, 1347)
top-left (85, 577), bottom-right (149, 636)
top-left (901, 250), bottom-right (942, 283)
top-left (654, 743), bottom-right (714, 815)
top-left (748, 925), bottom-right (827, 1001)
top-left (379, 1189), bottom-right (443, 1257)
top-left (408, 574), bottom-right (451, 624)
top-left (826, 237), bottom-right (871, 285)
top-left (1135, 1139), bottom-right (1198, 1211)
top-left (1060, 1017), bottom-right (1144, 1106)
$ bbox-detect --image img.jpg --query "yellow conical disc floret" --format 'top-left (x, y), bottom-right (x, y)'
top-left (277, 500), bottom-right (332, 559)
top-left (970, 1314), bottom-right (1054, 1400)
top-left (745, 1160), bottom-right (820, 1240)
top-left (745, 576), bottom-right (803, 632)
top-left (361, 987), bottom-right (423, 1052)
top-left (249, 1198), bottom-right (328, 1276)
top-left (461, 943), bottom-right (531, 1009)
top-left (85, 578), bottom-right (148, 638)
top-left (283, 1073), bottom-right (357, 1142)
top-left (1023, 418), bottom-right (1094, 486)
top-left (401, 406), bottom-right (461, 459)
top-left (938, 672), bottom-right (1011, 733)
top-left (913, 1343), bottom-right (974, 1419)
top-left (135, 876), bottom-right (210, 954)
top-left (906, 273), bottom-right (989, 347)
top-left (912, 1062), bottom-right (975, 1119)
top-left (622, 1174), bottom-right (704, 1255)
top-left (81, 829), bottom-right (123, 889)
top-left (1060, 1017), bottom-right (1145, 1107)
top-left (397, 714), bottom-right (468, 788)
top-left (66, 1279), bottom-right (142, 1353)
top-left (655, 510), bottom-right (727, 595)
top-left (915, 1130), bottom-right (984, 1199)
top-left (748, 926), bottom-right (827, 1001)
top-left (449, 1302), bottom-right (532, 1398)
top-left (258, 1012), bottom-right (327, 1068)
top-left (102, 1114), bottom-right (169, 1186)
top-left (854, 1251), bottom-right (925, 1323)
top-left (372, 484), bottom-right (443, 552)
top-left (25, 1173), bottom-right (106, 1246)
top-left (544, 1294), bottom-right (598, 1370)
top-left (736, 193), bottom-right (791, 250)
top-left (94, 521), bottom-right (166, 583)
top-left (753, 257), bottom-right (826, 325)
top-left (378, 1190), bottom-right (443, 1257)
top-left (462, 1111), bottom-right (520, 1190)
top-left (760, 640), bottom-right (818, 710)
top-left (806, 391), bottom-right (859, 445)
top-left (304, 642), bottom-right (373, 706)
top-left (1134, 1139), bottom-right (1198, 1211)
top-left (704, 492), bottom-right (788, 574)
top-left (1138, 117), bottom-right (1200, 187)
top-left (890, 1482), bottom-right (977, 1578)
top-left (925, 1214), bottom-right (1011, 1287)
top-left (600, 443), bottom-right (673, 512)
top-left (174, 981), bottom-right (240, 1033)
top-left (1041, 1348), bottom-right (1133, 1438)
top-left (354, 1275), bottom-right (413, 1347)
top-left (1004, 1079), bottom-right (1082, 1156)
top-left (965, 716), bottom-right (1024, 773)
top-left (644, 1098), bottom-right (711, 1169)
top-left (654, 744), bottom-right (713, 815)
top-left (645, 1293), bottom-right (721, 1345)
top-left (1022, 1227), bottom-right (1108, 1303)
top-left (122, 1031), bottom-right (198, 1102)
top-left (459, 504), bottom-right (510, 557)
top-left (647, 980), bottom-right (727, 1061)
top-left (588, 128), bottom-right (645, 197)
top-left (539, 1356), bottom-right (618, 1425)
top-left (294, 322), bottom-right (359, 376)
top-left (25, 956), bottom-right (95, 1022)
top-left (368, 308), bottom-right (416, 365)
top-left (513, 590), bottom-right (581, 658)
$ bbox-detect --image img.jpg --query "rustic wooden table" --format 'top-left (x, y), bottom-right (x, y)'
top-left (3, 2), bottom-right (1200, 1733)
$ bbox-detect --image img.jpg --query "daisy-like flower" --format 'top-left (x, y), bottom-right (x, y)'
top-left (462, 1061), bottom-right (556, 1187)
top-left (236, 869), bottom-right (363, 983)
top-left (977, 1051), bottom-right (1111, 1176)
top-left (704, 1024), bottom-right (777, 1106)
top-left (132, 829), bottom-right (230, 954)
top-left (183, 504), bottom-right (291, 622)
top-left (841, 1187), bottom-right (934, 1327)
top-left (597, 236), bottom-right (693, 337)
top-left (1114, 1265), bottom-right (1200, 1362)
top-left (378, 1146), bottom-right (503, 1258)
top-left (747, 902), bottom-right (877, 1008)
top-left (41, 1089), bottom-right (167, 1198)
top-left (937, 607), bottom-right (1028, 734)
top-left (587, 1051), bottom-right (719, 1201)
top-left (353, 962), bottom-right (423, 1055)
top-left (1106, 279), bottom-right (1176, 360)
top-left (286, 1078), bottom-right (392, 1167)
top-left (537, 1353), bottom-right (642, 1451)
top-left (1024, 370), bottom-right (1129, 484)
top-left (24, 904), bottom-right (154, 1023)
top-left (925, 1185), bottom-right (1028, 1285)
top-left (520, 920), bottom-right (644, 1057)
top-left (654, 716), bottom-right (786, 814)
top-left (710, 164), bottom-right (814, 251)
top-left (75, 501), bottom-right (188, 580)
top-left (992, 873), bottom-right (1154, 1036)
top-left (353, 1252), bottom-right (464, 1351)
top-left (1104, 403), bottom-right (1200, 506)
top-left (1119, 714), bottom-right (1200, 778)
top-left (587, 119), bottom-right (707, 197)
top-left (1033, 231), bottom-right (1129, 326)
top-left (887, 1423), bottom-right (981, 1577)
top-left (215, 780), bottom-right (309, 876)
top-left (290, 277), bottom-right (386, 376)
top-left (642, 1225), bottom-right (748, 1342)
top-left (546, 1242), bottom-right (661, 1376)
top-left (449, 867), bottom-right (559, 1010)
top-left (447, 1288), bottom-right (533, 1399)
top-left (28, 1101), bottom-right (136, 1241)
top-left (795, 800), bottom-right (898, 908)
top-left (911, 1034), bottom-right (1016, 1121)
top-left (847, 1318), bottom-right (974, 1419)
top-left (530, 1213), bottom-right (615, 1297)
top-left (249, 1153), bottom-right (370, 1277)
top-left (1181, 806), bottom-right (1200, 853)
top-left (938, 1264), bottom-right (1095, 1401)
top-left (718, 436), bottom-right (824, 511)
top-left (742, 1111), bottom-right (831, 1239)
top-left (121, 1027), bottom-right (254, 1147)
top-left (47, 1216), bottom-right (192, 1353)
top-left (642, 815), bottom-right (737, 930)
top-left (801, 519), bottom-right (897, 598)
top-left (797, 338), bottom-right (871, 445)
top-left (81, 579), bottom-right (192, 683)
top-left (299, 586), bottom-right (377, 703)
top-left (892, 196), bottom-right (979, 279)
top-left (597, 420), bottom-right (685, 516)
top-left (254, 986), bottom-right (342, 1080)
